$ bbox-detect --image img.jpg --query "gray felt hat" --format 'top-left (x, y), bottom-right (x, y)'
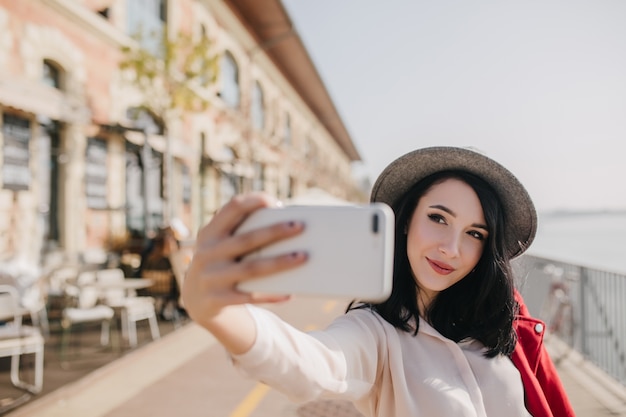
top-left (370, 146), bottom-right (537, 258)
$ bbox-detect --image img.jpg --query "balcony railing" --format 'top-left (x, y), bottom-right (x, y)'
top-left (516, 254), bottom-right (626, 386)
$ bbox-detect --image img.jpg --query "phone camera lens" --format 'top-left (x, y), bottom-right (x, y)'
top-left (372, 213), bottom-right (379, 233)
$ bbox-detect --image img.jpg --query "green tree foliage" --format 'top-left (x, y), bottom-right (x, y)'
top-left (120, 27), bottom-right (219, 123)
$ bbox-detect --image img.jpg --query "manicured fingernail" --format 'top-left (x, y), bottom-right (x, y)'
top-left (290, 251), bottom-right (307, 260)
top-left (286, 221), bottom-right (304, 230)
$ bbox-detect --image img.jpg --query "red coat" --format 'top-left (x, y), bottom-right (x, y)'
top-left (512, 292), bottom-right (576, 417)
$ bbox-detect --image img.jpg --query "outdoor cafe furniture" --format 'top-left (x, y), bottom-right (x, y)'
top-left (0, 271), bottom-right (50, 339)
top-left (0, 284), bottom-right (45, 396)
top-left (95, 268), bottom-right (160, 348)
top-left (1, 258), bottom-right (52, 338)
top-left (17, 277), bottom-right (50, 339)
top-left (140, 269), bottom-right (175, 317)
top-left (60, 271), bottom-right (115, 366)
top-left (42, 263), bottom-right (82, 320)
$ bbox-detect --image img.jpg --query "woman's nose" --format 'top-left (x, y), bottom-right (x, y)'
top-left (439, 233), bottom-right (461, 258)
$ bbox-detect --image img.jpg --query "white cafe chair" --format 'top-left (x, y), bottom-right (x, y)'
top-left (44, 264), bottom-right (80, 298)
top-left (21, 279), bottom-right (50, 339)
top-left (0, 284), bottom-right (45, 394)
top-left (60, 271), bottom-right (115, 365)
top-left (96, 268), bottom-right (160, 347)
top-left (0, 272), bottom-right (50, 339)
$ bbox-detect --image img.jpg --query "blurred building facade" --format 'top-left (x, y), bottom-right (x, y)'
top-left (0, 0), bottom-right (365, 265)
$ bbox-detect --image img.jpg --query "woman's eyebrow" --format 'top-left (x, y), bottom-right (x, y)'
top-left (430, 204), bottom-right (456, 217)
top-left (429, 204), bottom-right (489, 231)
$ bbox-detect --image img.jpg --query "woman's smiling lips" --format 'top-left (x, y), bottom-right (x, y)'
top-left (426, 258), bottom-right (455, 275)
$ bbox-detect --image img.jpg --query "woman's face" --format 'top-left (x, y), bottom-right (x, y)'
top-left (406, 178), bottom-right (489, 310)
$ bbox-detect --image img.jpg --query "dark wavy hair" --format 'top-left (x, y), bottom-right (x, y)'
top-left (350, 170), bottom-right (518, 357)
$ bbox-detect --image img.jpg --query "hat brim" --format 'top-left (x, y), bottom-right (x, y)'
top-left (370, 147), bottom-right (537, 258)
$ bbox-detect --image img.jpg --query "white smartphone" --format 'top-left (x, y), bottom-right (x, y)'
top-left (234, 203), bottom-right (395, 302)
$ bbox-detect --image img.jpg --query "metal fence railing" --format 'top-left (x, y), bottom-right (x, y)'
top-left (515, 254), bottom-right (626, 386)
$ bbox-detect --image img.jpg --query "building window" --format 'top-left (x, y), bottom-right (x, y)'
top-left (125, 143), bottom-right (144, 234)
top-left (125, 141), bottom-right (163, 236)
top-left (220, 51), bottom-right (240, 108)
top-left (37, 120), bottom-right (61, 244)
top-left (85, 138), bottom-right (108, 209)
top-left (42, 60), bottom-right (62, 89)
top-left (2, 114), bottom-right (31, 191)
top-left (283, 113), bottom-right (291, 146)
top-left (250, 81), bottom-right (265, 130)
top-left (127, 0), bottom-right (167, 56)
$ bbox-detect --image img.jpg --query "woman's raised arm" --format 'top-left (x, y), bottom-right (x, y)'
top-left (182, 193), bottom-right (307, 354)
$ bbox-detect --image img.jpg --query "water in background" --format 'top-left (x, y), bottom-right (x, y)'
top-left (528, 211), bottom-right (626, 273)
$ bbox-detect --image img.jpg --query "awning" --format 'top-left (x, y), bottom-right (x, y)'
top-left (0, 77), bottom-right (91, 124)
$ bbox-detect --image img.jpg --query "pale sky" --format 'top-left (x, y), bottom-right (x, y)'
top-left (282, 0), bottom-right (626, 212)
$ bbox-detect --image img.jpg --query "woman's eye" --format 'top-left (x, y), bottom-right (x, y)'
top-left (468, 230), bottom-right (485, 241)
top-left (428, 213), bottom-right (446, 224)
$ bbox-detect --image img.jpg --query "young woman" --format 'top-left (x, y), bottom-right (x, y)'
top-left (182, 146), bottom-right (574, 417)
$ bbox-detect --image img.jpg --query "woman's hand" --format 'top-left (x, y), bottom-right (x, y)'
top-left (182, 193), bottom-right (306, 353)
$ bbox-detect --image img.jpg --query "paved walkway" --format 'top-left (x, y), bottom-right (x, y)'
top-left (7, 300), bottom-right (626, 417)
top-left (544, 336), bottom-right (626, 417)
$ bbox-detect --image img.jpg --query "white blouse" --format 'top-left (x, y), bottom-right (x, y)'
top-left (232, 305), bottom-right (531, 417)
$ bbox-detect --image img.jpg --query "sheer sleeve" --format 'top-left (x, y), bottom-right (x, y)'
top-left (231, 305), bottom-right (386, 403)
